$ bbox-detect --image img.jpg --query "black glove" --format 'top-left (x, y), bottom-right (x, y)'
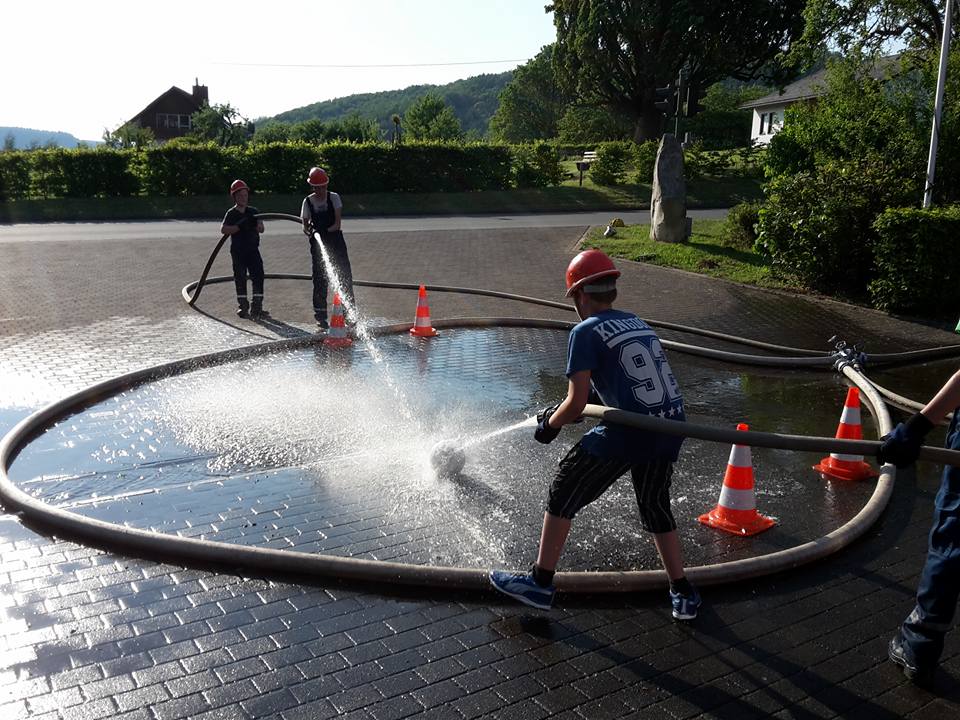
top-left (877, 412), bottom-right (935, 468)
top-left (534, 404), bottom-right (562, 444)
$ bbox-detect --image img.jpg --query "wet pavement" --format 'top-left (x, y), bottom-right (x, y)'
top-left (1, 216), bottom-right (959, 718)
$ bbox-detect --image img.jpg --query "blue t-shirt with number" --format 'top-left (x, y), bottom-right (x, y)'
top-left (566, 309), bottom-right (685, 462)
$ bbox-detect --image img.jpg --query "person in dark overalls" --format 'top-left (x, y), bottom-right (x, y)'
top-left (300, 167), bottom-right (354, 330)
top-left (220, 179), bottom-right (267, 319)
top-left (879, 368), bottom-right (960, 686)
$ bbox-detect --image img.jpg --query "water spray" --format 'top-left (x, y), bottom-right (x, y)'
top-left (429, 416), bottom-right (537, 478)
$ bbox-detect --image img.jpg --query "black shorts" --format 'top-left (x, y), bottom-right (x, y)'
top-left (546, 442), bottom-right (677, 533)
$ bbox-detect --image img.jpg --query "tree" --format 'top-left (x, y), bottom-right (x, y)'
top-left (102, 122), bottom-right (155, 149)
top-left (548, 0), bottom-right (807, 142)
top-left (490, 44), bottom-right (570, 142)
top-left (189, 103), bottom-right (252, 146)
top-left (404, 94), bottom-right (464, 141)
top-left (791, 0), bottom-right (958, 68)
top-left (557, 105), bottom-right (632, 143)
top-left (252, 121), bottom-right (292, 144)
top-left (391, 114), bottom-right (402, 145)
top-left (3, 133), bottom-right (15, 151)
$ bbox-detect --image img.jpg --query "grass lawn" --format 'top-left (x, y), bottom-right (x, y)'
top-left (585, 218), bottom-right (801, 291)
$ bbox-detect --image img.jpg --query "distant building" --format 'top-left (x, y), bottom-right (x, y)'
top-left (740, 68), bottom-right (827, 146)
top-left (127, 80), bottom-right (209, 141)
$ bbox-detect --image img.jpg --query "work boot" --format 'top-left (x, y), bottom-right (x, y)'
top-left (236, 298), bottom-right (250, 319)
top-left (250, 297), bottom-right (269, 319)
top-left (315, 315), bottom-right (329, 332)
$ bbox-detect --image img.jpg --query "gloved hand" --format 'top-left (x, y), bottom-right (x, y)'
top-left (534, 404), bottom-right (562, 444)
top-left (877, 412), bottom-right (935, 468)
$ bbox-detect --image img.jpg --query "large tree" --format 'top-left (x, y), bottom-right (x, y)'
top-left (793, 0), bottom-right (957, 63)
top-left (548, 0), bottom-right (807, 142)
top-left (489, 45), bottom-right (570, 142)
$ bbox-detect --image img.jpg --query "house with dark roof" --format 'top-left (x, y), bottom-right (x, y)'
top-left (127, 80), bottom-right (209, 141)
top-left (740, 68), bottom-right (827, 145)
top-left (741, 56), bottom-right (902, 145)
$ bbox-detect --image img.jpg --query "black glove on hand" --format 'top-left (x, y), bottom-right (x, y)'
top-left (877, 412), bottom-right (935, 468)
top-left (534, 404), bottom-right (562, 444)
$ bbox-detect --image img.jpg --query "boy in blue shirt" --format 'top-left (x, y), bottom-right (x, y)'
top-left (490, 249), bottom-right (700, 620)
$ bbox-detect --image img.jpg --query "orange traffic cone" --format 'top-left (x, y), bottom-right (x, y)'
top-left (410, 284), bottom-right (439, 337)
top-left (698, 423), bottom-right (776, 536)
top-left (322, 293), bottom-right (353, 348)
top-left (813, 387), bottom-right (877, 481)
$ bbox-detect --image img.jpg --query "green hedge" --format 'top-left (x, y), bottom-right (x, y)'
top-left (870, 206), bottom-right (960, 316)
top-left (0, 141), bottom-right (523, 199)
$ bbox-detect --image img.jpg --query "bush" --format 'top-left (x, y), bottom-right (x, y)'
top-left (632, 141), bottom-right (657, 185)
top-left (60, 149), bottom-right (139, 197)
top-left (590, 141), bottom-right (634, 185)
top-left (721, 202), bottom-right (761, 250)
top-left (756, 160), bottom-right (914, 298)
top-left (243, 142), bottom-right (323, 195)
top-left (0, 152), bottom-right (31, 201)
top-left (512, 142), bottom-right (563, 188)
top-left (869, 206), bottom-right (960, 316)
top-left (135, 143), bottom-right (232, 195)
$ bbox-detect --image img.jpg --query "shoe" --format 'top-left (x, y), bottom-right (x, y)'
top-left (670, 586), bottom-right (701, 621)
top-left (489, 570), bottom-right (555, 610)
top-left (316, 318), bottom-right (329, 331)
top-left (888, 633), bottom-right (934, 686)
top-left (250, 301), bottom-right (269, 319)
top-left (236, 306), bottom-right (249, 319)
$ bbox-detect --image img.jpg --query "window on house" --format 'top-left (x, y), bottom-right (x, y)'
top-left (768, 112), bottom-right (778, 133)
top-left (155, 113), bottom-right (192, 129)
top-left (759, 113), bottom-right (767, 135)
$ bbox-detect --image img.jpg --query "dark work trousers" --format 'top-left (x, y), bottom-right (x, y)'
top-left (901, 409), bottom-right (960, 669)
top-left (231, 246), bottom-right (265, 307)
top-left (310, 231), bottom-right (354, 322)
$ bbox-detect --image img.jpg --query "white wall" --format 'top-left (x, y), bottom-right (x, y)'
top-left (750, 103), bottom-right (789, 146)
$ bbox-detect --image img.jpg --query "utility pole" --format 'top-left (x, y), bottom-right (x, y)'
top-left (924, 0), bottom-right (953, 208)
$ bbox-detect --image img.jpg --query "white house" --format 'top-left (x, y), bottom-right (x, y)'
top-left (740, 67), bottom-right (828, 145)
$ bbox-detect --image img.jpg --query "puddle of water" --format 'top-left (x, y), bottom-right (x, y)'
top-left (6, 328), bottom-right (881, 570)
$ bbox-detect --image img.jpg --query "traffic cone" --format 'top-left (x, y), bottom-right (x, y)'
top-left (322, 293), bottom-right (353, 348)
top-left (698, 423), bottom-right (776, 536)
top-left (410, 285), bottom-right (439, 337)
top-left (813, 387), bottom-right (877, 481)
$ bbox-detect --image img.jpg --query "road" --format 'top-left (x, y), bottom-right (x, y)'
top-left (0, 208), bottom-right (730, 242)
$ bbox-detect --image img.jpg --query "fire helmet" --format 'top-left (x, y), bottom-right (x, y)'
top-left (565, 249), bottom-right (621, 297)
top-left (307, 167), bottom-right (329, 186)
top-left (229, 179), bottom-right (249, 195)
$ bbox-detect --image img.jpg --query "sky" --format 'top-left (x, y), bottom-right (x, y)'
top-left (2, 1), bottom-right (557, 142)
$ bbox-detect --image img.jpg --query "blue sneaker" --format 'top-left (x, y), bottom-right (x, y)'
top-left (489, 570), bottom-right (555, 610)
top-left (670, 586), bottom-right (701, 620)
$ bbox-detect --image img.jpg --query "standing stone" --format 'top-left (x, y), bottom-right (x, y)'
top-left (650, 133), bottom-right (689, 243)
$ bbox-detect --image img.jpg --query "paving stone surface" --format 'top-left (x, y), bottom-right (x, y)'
top-left (1, 217), bottom-right (959, 718)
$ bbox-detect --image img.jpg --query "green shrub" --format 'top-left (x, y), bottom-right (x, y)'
top-left (136, 143), bottom-right (231, 195)
top-left (590, 141), bottom-right (633, 185)
top-left (512, 142), bottom-right (563, 188)
top-left (721, 202), bottom-right (761, 250)
top-left (632, 141), bottom-right (657, 185)
top-left (869, 206), bottom-right (960, 316)
top-left (756, 160), bottom-right (914, 298)
top-left (243, 142), bottom-right (323, 195)
top-left (0, 152), bottom-right (31, 201)
top-left (59, 149), bottom-right (139, 197)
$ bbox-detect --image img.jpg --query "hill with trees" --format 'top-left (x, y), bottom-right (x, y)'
top-left (1, 126), bottom-right (94, 149)
top-left (261, 72), bottom-right (512, 138)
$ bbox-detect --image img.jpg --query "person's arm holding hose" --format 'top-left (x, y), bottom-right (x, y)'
top-left (879, 369), bottom-right (960, 467)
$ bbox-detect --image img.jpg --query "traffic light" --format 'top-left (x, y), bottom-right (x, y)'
top-left (683, 80), bottom-right (705, 118)
top-left (654, 84), bottom-right (677, 115)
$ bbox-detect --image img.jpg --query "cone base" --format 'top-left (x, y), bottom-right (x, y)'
top-left (812, 458), bottom-right (876, 482)
top-left (698, 509), bottom-right (776, 536)
top-left (410, 327), bottom-right (439, 337)
top-left (322, 337), bottom-right (353, 348)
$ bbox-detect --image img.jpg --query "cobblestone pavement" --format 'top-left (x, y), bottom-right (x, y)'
top-left (1, 219), bottom-right (959, 719)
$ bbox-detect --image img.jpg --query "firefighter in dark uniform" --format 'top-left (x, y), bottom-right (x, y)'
top-left (300, 167), bottom-right (354, 330)
top-left (220, 179), bottom-right (267, 319)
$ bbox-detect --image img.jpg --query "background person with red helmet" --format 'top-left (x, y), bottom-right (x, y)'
top-left (300, 167), bottom-right (354, 331)
top-left (490, 249), bottom-right (701, 619)
top-left (220, 180), bottom-right (267, 319)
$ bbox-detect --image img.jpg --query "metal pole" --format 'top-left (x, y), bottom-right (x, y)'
top-left (924, 0), bottom-right (953, 208)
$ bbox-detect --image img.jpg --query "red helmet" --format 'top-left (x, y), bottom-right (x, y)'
top-left (307, 167), bottom-right (329, 186)
top-left (229, 179), bottom-right (249, 195)
top-left (565, 249), bottom-right (621, 297)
